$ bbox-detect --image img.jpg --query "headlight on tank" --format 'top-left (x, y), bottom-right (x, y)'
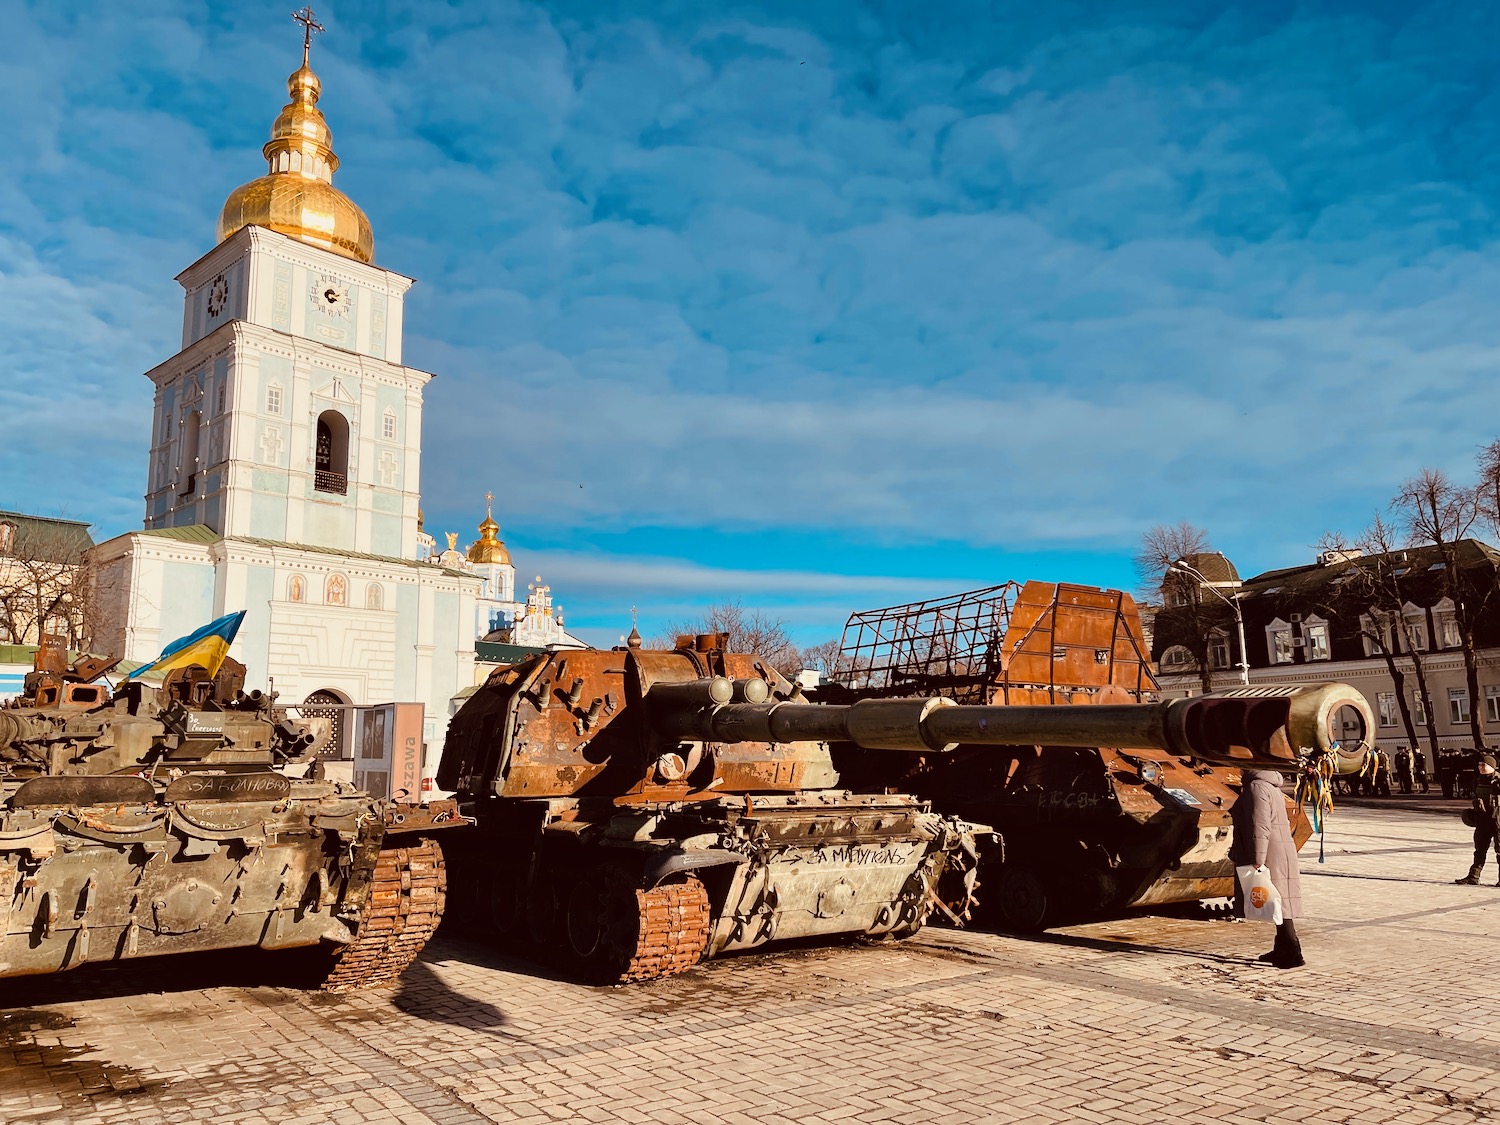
top-left (1137, 762), bottom-right (1161, 785)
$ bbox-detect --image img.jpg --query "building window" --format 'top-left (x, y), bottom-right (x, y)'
top-left (315, 410), bottom-right (349, 495)
top-left (1449, 688), bottom-right (1471, 725)
top-left (365, 582), bottom-right (383, 610)
top-left (287, 575), bottom-right (305, 603)
top-left (1402, 606), bottom-right (1429, 652)
top-left (1376, 692), bottom-right (1398, 728)
top-left (1485, 685), bottom-right (1500, 723)
top-left (0, 521), bottom-right (14, 554)
top-left (179, 410), bottom-right (202, 496)
top-left (1439, 617), bottom-right (1461, 649)
top-left (266, 383), bottom-right (283, 415)
top-left (1412, 690), bottom-right (1428, 727)
top-left (382, 408), bottom-right (397, 441)
top-left (1303, 621), bottom-right (1329, 661)
top-left (1208, 632), bottom-right (1231, 670)
top-left (1268, 626), bottom-right (1293, 665)
top-left (1160, 646), bottom-right (1194, 670)
top-left (216, 380), bottom-right (226, 415)
top-left (326, 573), bottom-right (348, 606)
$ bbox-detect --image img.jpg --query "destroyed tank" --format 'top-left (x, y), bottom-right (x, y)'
top-left (0, 639), bottom-right (460, 988)
top-left (437, 629), bottom-right (1368, 982)
top-left (823, 581), bottom-right (1374, 930)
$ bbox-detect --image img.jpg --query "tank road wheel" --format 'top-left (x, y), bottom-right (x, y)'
top-left (565, 869), bottom-right (712, 984)
top-left (318, 837), bottom-right (447, 992)
top-left (995, 864), bottom-right (1050, 933)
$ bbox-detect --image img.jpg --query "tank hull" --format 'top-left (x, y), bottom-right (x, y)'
top-left (443, 791), bottom-right (976, 982)
top-left (0, 774), bottom-right (451, 985)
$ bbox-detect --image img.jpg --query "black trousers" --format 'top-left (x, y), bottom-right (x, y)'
top-left (1474, 818), bottom-right (1499, 870)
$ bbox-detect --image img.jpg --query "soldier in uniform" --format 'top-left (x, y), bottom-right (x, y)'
top-left (1395, 748), bottom-right (1413, 795)
top-left (1414, 749), bottom-right (1430, 794)
top-left (1453, 753), bottom-right (1500, 886)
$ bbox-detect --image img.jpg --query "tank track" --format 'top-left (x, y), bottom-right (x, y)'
top-left (612, 877), bottom-right (712, 984)
top-left (318, 836), bottom-right (446, 992)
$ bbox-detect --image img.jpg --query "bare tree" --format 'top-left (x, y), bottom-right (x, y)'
top-left (655, 600), bottom-right (803, 676)
top-left (1311, 522), bottom-right (1432, 762)
top-left (0, 515), bottom-right (97, 650)
top-left (796, 638), bottom-right (848, 681)
top-left (1136, 522), bottom-right (1227, 693)
top-left (1394, 468), bottom-right (1488, 747)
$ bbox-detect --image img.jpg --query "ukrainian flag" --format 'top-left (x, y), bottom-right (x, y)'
top-left (126, 611), bottom-right (247, 681)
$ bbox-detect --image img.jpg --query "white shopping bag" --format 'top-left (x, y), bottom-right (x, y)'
top-left (1235, 865), bottom-right (1284, 924)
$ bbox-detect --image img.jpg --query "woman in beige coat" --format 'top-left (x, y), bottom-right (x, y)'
top-left (1228, 769), bottom-right (1304, 968)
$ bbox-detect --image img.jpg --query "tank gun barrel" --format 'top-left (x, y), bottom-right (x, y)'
top-left (649, 681), bottom-right (1372, 771)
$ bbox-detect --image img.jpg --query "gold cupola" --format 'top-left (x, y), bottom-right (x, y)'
top-left (468, 493), bottom-right (512, 565)
top-left (217, 13), bottom-right (374, 263)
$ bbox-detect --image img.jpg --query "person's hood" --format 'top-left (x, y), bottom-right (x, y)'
top-left (1243, 769), bottom-right (1285, 787)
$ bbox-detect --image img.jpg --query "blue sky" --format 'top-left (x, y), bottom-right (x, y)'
top-left (5, 0), bottom-right (1500, 648)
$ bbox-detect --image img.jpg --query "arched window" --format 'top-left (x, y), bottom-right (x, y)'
top-left (326, 573), bottom-right (348, 606)
top-left (366, 582), bottom-right (384, 610)
top-left (382, 408), bottom-right (397, 441)
top-left (314, 410), bottom-right (349, 495)
top-left (287, 575), bottom-right (306, 603)
top-left (1160, 645), bottom-right (1195, 670)
top-left (301, 689), bottom-right (349, 760)
top-left (179, 410), bottom-right (202, 496)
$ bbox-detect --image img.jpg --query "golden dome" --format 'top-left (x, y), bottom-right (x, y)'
top-left (468, 493), bottom-right (512, 565)
top-left (217, 37), bottom-right (373, 263)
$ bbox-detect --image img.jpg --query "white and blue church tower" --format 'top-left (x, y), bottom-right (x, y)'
top-left (94, 26), bottom-right (479, 760)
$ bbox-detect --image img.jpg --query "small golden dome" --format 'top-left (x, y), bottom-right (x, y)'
top-left (468, 493), bottom-right (512, 565)
top-left (217, 38), bottom-right (373, 263)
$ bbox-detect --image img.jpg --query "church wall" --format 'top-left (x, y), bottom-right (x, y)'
top-left (157, 560), bottom-right (216, 653)
top-left (249, 487), bottom-right (288, 539)
top-left (394, 582), bottom-right (419, 700)
top-left (236, 563), bottom-right (275, 687)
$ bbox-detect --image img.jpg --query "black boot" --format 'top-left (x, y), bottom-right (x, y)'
top-left (1269, 921), bottom-right (1305, 969)
top-left (1257, 930), bottom-right (1283, 963)
top-left (1455, 865), bottom-right (1482, 885)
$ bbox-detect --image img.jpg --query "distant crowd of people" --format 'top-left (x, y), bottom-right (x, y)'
top-left (1334, 746), bottom-right (1492, 800)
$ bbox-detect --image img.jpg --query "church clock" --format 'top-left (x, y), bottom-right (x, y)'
top-left (311, 274), bottom-right (351, 318)
top-left (207, 273), bottom-right (229, 317)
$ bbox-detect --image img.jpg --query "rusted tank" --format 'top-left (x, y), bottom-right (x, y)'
top-left (822, 581), bottom-right (1374, 930)
top-left (0, 639), bottom-right (460, 988)
top-left (437, 628), bottom-right (1368, 980)
top-left (437, 634), bottom-right (983, 985)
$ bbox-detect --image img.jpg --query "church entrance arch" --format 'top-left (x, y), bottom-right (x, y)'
top-left (300, 687), bottom-right (352, 760)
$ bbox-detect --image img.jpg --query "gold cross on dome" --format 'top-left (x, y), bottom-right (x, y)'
top-left (485, 490), bottom-right (494, 516)
top-left (292, 6), bottom-right (324, 60)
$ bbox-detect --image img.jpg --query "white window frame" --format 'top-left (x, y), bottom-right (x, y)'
top-left (1160, 645), bottom-right (1195, 669)
top-left (1485, 685), bottom-right (1500, 724)
top-left (1412, 690), bottom-right (1428, 727)
top-left (1265, 619), bottom-right (1293, 665)
top-left (1207, 631), bottom-right (1231, 671)
top-left (1377, 691), bottom-right (1398, 728)
top-left (1304, 618), bottom-right (1330, 661)
top-left (1449, 687), bottom-right (1471, 726)
top-left (382, 408), bottom-right (397, 441)
top-left (266, 382), bottom-right (283, 416)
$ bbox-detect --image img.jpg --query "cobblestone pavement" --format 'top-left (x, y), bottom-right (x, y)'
top-left (3, 805), bottom-right (1497, 1125)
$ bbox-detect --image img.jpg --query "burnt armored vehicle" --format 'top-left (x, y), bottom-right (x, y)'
top-left (0, 640), bottom-right (457, 988)
top-left (438, 633), bottom-right (982, 984)
top-left (824, 581), bottom-right (1373, 930)
top-left (438, 629), bottom-right (1368, 981)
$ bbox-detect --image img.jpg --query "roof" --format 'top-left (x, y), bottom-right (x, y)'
top-left (1239, 539), bottom-right (1500, 601)
top-left (135, 526), bottom-right (473, 578)
top-left (475, 640), bottom-right (546, 665)
top-left (0, 510), bottom-right (94, 562)
top-left (1177, 552), bottom-right (1240, 585)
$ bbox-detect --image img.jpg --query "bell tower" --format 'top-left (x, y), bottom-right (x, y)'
top-left (141, 9), bottom-right (429, 559)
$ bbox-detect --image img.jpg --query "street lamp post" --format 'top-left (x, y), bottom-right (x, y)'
top-left (1168, 561), bottom-right (1250, 687)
